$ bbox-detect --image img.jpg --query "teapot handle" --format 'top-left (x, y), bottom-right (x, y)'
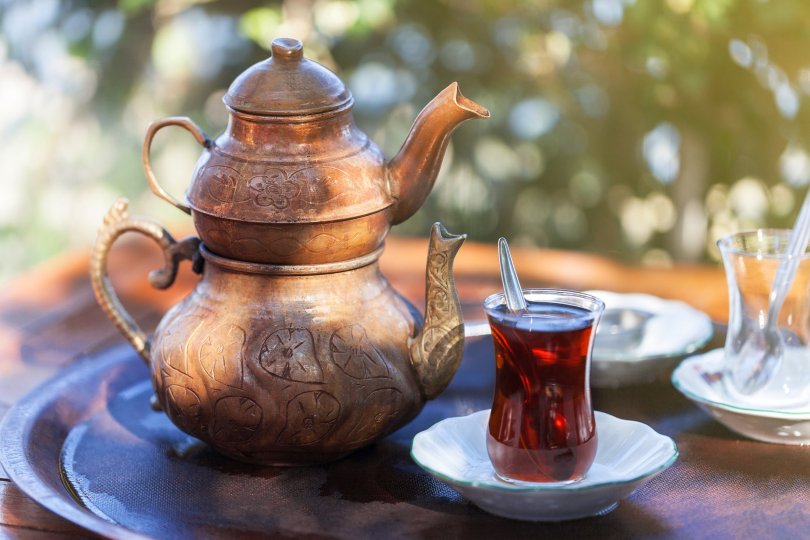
top-left (142, 116), bottom-right (211, 215)
top-left (89, 198), bottom-right (202, 363)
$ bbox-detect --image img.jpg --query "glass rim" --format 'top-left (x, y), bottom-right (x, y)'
top-left (483, 288), bottom-right (605, 322)
top-left (716, 229), bottom-right (810, 260)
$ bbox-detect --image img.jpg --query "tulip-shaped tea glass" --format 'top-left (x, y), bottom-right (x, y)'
top-left (719, 230), bottom-right (810, 408)
top-left (484, 289), bottom-right (605, 484)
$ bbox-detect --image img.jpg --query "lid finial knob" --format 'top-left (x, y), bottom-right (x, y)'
top-left (271, 38), bottom-right (304, 61)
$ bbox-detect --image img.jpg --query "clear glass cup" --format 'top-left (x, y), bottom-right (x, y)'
top-left (718, 230), bottom-right (810, 408)
top-left (483, 289), bottom-right (605, 484)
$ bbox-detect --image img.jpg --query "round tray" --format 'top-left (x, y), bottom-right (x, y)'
top-left (1, 339), bottom-right (699, 538)
top-left (0, 345), bottom-right (483, 539)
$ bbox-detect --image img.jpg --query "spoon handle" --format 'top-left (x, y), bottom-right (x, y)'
top-left (498, 238), bottom-right (528, 312)
top-left (769, 188), bottom-right (810, 319)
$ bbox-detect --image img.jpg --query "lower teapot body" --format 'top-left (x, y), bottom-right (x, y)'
top-left (152, 248), bottom-right (423, 465)
top-left (89, 200), bottom-right (466, 466)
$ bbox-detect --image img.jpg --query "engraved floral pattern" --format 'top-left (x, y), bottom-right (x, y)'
top-left (212, 396), bottom-right (263, 444)
top-left (160, 314), bottom-right (206, 376)
top-left (259, 327), bottom-right (323, 383)
top-left (205, 165), bottom-right (246, 203)
top-left (166, 385), bottom-right (202, 433)
top-left (161, 328), bottom-right (188, 376)
top-left (330, 325), bottom-right (389, 379)
top-left (277, 391), bottom-right (340, 446)
top-left (198, 323), bottom-right (246, 389)
top-left (249, 170), bottom-right (300, 209)
top-left (347, 387), bottom-right (403, 443)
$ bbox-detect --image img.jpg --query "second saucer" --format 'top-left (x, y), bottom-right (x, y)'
top-left (588, 291), bottom-right (714, 388)
top-left (672, 348), bottom-right (810, 445)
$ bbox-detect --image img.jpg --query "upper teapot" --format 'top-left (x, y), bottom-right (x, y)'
top-left (143, 37), bottom-right (490, 264)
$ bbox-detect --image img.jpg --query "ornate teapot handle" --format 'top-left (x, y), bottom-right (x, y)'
top-left (142, 116), bottom-right (211, 215)
top-left (89, 198), bottom-right (202, 363)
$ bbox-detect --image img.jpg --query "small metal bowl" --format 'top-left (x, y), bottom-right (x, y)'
top-left (595, 308), bottom-right (654, 353)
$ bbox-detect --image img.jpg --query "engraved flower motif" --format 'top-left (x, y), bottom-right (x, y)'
top-left (166, 385), bottom-right (202, 433)
top-left (212, 396), bottom-right (262, 444)
top-left (330, 325), bottom-right (389, 379)
top-left (277, 391), bottom-right (340, 446)
top-left (347, 387), bottom-right (403, 443)
top-left (259, 328), bottom-right (322, 383)
top-left (249, 170), bottom-right (300, 209)
top-left (207, 166), bottom-right (240, 203)
top-left (197, 323), bottom-right (245, 389)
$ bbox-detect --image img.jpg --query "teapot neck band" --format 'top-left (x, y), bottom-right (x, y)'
top-left (224, 99), bottom-right (354, 124)
top-left (199, 244), bottom-right (383, 275)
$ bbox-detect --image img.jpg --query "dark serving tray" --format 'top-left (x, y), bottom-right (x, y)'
top-left (4, 338), bottom-right (804, 539)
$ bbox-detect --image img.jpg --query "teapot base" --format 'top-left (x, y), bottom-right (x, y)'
top-left (192, 208), bottom-right (391, 266)
top-left (214, 447), bottom-right (354, 467)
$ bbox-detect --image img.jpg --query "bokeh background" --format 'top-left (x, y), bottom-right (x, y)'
top-left (2, 0), bottom-right (810, 281)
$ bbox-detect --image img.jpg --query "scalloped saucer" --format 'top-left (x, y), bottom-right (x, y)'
top-left (672, 348), bottom-right (810, 445)
top-left (410, 410), bottom-right (677, 521)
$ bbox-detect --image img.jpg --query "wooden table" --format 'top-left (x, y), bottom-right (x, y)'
top-left (0, 235), bottom-right (735, 538)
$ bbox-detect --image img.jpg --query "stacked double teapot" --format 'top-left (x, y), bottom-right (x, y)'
top-left (90, 38), bottom-right (489, 465)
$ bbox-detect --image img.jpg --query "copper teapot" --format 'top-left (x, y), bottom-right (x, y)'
top-left (90, 38), bottom-right (489, 465)
top-left (145, 37), bottom-right (489, 265)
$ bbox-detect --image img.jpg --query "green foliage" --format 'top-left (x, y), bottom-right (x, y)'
top-left (2, 0), bottom-right (810, 280)
top-left (118, 0), bottom-right (157, 14)
top-left (240, 7), bottom-right (282, 47)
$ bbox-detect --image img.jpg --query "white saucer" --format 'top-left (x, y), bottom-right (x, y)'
top-left (672, 348), bottom-right (810, 445)
top-left (410, 410), bottom-right (677, 522)
top-left (587, 291), bottom-right (714, 388)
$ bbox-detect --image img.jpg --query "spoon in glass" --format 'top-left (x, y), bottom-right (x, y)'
top-left (498, 237), bottom-right (527, 313)
top-left (498, 237), bottom-right (551, 471)
top-left (733, 189), bottom-right (810, 395)
top-left (461, 239), bottom-right (526, 337)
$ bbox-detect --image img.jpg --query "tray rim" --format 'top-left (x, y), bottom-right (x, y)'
top-left (0, 345), bottom-right (152, 540)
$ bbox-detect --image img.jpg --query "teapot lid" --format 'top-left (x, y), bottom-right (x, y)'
top-left (224, 38), bottom-right (353, 116)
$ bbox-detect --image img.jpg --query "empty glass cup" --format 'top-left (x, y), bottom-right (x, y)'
top-left (718, 230), bottom-right (810, 408)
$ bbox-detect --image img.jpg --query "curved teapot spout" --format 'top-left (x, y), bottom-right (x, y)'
top-left (410, 223), bottom-right (466, 400)
top-left (387, 83), bottom-right (489, 225)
